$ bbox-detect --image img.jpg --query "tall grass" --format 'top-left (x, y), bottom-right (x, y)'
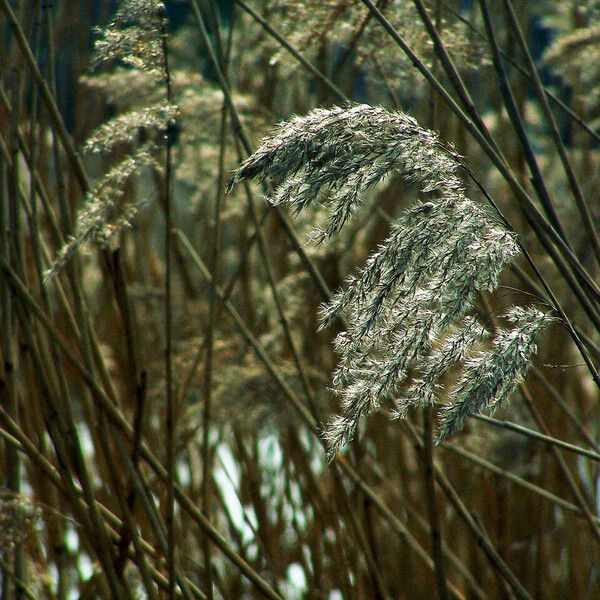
top-left (0, 1), bottom-right (599, 599)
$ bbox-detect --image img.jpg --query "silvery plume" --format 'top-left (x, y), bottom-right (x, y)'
top-left (44, 146), bottom-right (158, 282)
top-left (230, 104), bottom-right (551, 459)
top-left (45, 0), bottom-right (172, 282)
top-left (93, 0), bottom-right (166, 78)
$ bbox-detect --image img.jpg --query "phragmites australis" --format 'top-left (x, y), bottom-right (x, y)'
top-left (92, 0), bottom-right (166, 78)
top-left (45, 0), bottom-right (173, 282)
top-left (230, 104), bottom-right (552, 458)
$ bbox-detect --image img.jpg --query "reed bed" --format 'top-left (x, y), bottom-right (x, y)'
top-left (0, 1), bottom-right (599, 599)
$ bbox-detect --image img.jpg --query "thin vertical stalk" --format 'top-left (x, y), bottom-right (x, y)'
top-left (0, 128), bottom-right (19, 600)
top-left (111, 432), bottom-right (197, 600)
top-left (423, 407), bottom-right (448, 600)
top-left (176, 208), bottom-right (272, 406)
top-left (200, 62), bottom-right (228, 600)
top-left (39, 6), bottom-right (131, 597)
top-left (11, 293), bottom-right (128, 600)
top-left (422, 3), bottom-right (448, 599)
top-left (199, 7), bottom-right (238, 594)
top-left (2, 61), bottom-right (21, 600)
top-left (0, 0), bottom-right (89, 193)
top-left (4, 64), bottom-right (75, 600)
top-left (95, 411), bottom-right (160, 600)
top-left (158, 5), bottom-right (176, 599)
top-left (0, 84), bottom-right (63, 246)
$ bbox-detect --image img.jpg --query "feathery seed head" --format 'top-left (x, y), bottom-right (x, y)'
top-left (435, 307), bottom-right (554, 445)
top-left (231, 105), bottom-right (549, 459)
top-left (93, 0), bottom-right (166, 78)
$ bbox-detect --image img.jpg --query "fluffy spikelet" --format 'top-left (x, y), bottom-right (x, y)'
top-left (391, 317), bottom-right (489, 420)
top-left (436, 307), bottom-right (555, 445)
top-left (44, 145), bottom-right (158, 282)
top-left (45, 0), bottom-right (172, 281)
top-left (84, 103), bottom-right (178, 153)
top-left (231, 104), bottom-right (549, 459)
top-left (231, 104), bottom-right (461, 242)
top-left (93, 0), bottom-right (165, 78)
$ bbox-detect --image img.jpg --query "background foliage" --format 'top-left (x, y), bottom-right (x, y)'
top-left (0, 1), bottom-right (599, 599)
